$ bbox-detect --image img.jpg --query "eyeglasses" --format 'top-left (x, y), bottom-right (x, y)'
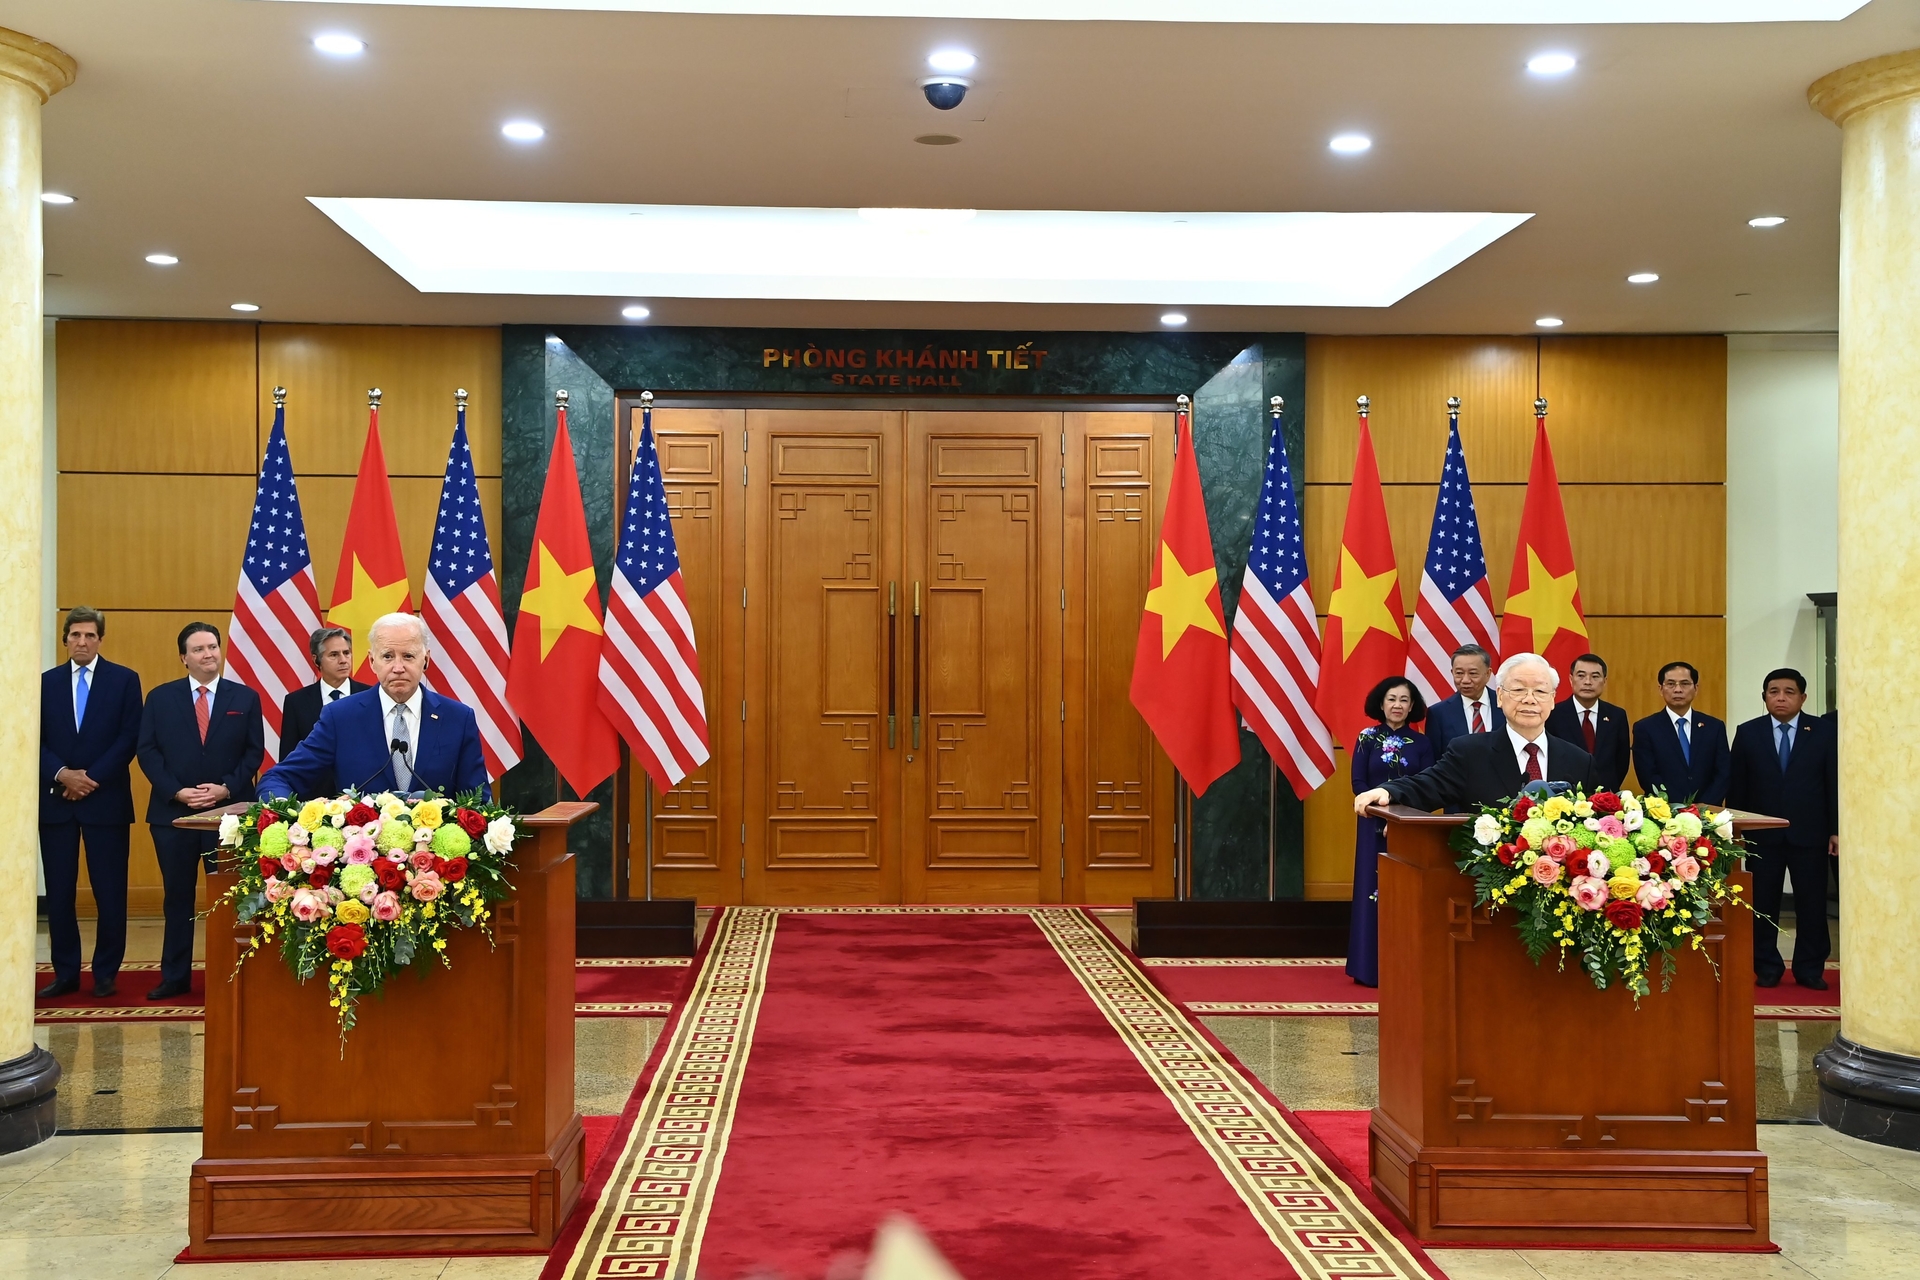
top-left (1503, 688), bottom-right (1554, 703)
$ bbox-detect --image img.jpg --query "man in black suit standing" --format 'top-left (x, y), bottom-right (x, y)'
top-left (1355, 653), bottom-right (1598, 813)
top-left (1728, 668), bottom-right (1838, 990)
top-left (278, 626), bottom-right (369, 775)
top-left (37, 607), bottom-right (144, 999)
top-left (1424, 644), bottom-right (1504, 760)
top-left (135, 622), bottom-right (264, 1001)
top-left (1630, 661), bottom-right (1731, 805)
top-left (1546, 652), bottom-right (1632, 792)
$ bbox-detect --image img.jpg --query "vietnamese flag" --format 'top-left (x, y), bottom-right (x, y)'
top-left (1128, 405), bottom-right (1241, 796)
top-left (507, 401), bottom-right (622, 796)
top-left (1498, 407), bottom-right (1589, 697)
top-left (1314, 408), bottom-right (1407, 752)
top-left (328, 396), bottom-right (413, 683)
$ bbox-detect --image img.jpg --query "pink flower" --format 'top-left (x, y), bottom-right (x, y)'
top-left (310, 847), bottom-right (338, 867)
top-left (263, 878), bottom-right (292, 903)
top-left (1541, 834), bottom-right (1578, 861)
top-left (1636, 880), bottom-right (1673, 911)
top-left (343, 833), bottom-right (376, 865)
top-left (357, 881), bottom-right (379, 904)
top-left (1660, 833), bottom-right (1689, 857)
top-left (1570, 876), bottom-right (1610, 911)
top-left (1595, 816), bottom-right (1626, 839)
top-left (1530, 856), bottom-right (1563, 886)
top-left (371, 891), bottom-right (402, 921)
top-left (409, 871), bottom-right (444, 902)
top-left (408, 849), bottom-right (436, 872)
top-left (1586, 851), bottom-right (1611, 880)
top-left (288, 823), bottom-right (311, 847)
top-left (289, 888), bottom-right (329, 923)
top-left (1672, 855), bottom-right (1702, 883)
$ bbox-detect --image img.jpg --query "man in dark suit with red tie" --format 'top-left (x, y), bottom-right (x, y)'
top-left (1423, 644), bottom-right (1504, 760)
top-left (38, 607), bottom-right (144, 999)
top-left (1728, 668), bottom-right (1838, 990)
top-left (1630, 661), bottom-right (1731, 805)
top-left (1545, 652), bottom-right (1631, 792)
top-left (136, 622), bottom-right (264, 1001)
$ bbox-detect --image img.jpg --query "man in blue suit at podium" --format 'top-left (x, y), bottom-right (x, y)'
top-left (259, 612), bottom-right (488, 801)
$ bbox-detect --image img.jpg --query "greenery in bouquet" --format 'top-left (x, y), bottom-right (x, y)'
top-left (1451, 786), bottom-right (1749, 999)
top-left (214, 790), bottom-right (526, 1043)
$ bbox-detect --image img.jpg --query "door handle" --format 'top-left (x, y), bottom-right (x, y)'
top-left (887, 581), bottom-right (897, 749)
top-left (911, 580), bottom-right (922, 751)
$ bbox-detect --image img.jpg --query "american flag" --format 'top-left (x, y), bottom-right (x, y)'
top-left (226, 399), bottom-right (325, 767)
top-left (1406, 408), bottom-right (1499, 705)
top-left (422, 399), bottom-right (523, 780)
top-left (1228, 408), bottom-right (1336, 799)
top-left (597, 406), bottom-right (711, 790)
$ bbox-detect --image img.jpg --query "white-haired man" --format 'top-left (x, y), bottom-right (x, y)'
top-left (1354, 653), bottom-right (1598, 814)
top-left (259, 613), bottom-right (488, 800)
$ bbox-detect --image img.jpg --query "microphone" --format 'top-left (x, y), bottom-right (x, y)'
top-left (391, 737), bottom-right (448, 799)
top-left (346, 742), bottom-right (407, 799)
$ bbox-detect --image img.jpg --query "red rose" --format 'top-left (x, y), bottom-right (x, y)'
top-left (257, 808), bottom-right (278, 831)
top-left (1511, 797), bottom-right (1534, 821)
top-left (258, 856), bottom-right (282, 879)
top-left (1683, 805), bottom-right (1701, 817)
top-left (308, 865), bottom-right (331, 888)
top-left (1694, 836), bottom-right (1715, 851)
top-left (1647, 853), bottom-right (1668, 876)
top-left (346, 803), bottom-right (379, 828)
top-left (1604, 900), bottom-right (1643, 931)
top-left (454, 807), bottom-right (487, 837)
top-left (431, 856), bottom-right (449, 877)
top-left (442, 856), bottom-right (469, 882)
top-left (375, 859), bottom-right (407, 891)
top-left (1589, 791), bottom-right (1622, 816)
top-left (325, 923), bottom-right (367, 960)
top-left (1495, 843), bottom-right (1518, 866)
top-left (1697, 845), bottom-right (1717, 864)
top-left (1564, 850), bottom-right (1590, 878)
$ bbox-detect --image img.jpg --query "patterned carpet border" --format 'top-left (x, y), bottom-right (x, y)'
top-left (35, 1006), bottom-right (204, 1023)
top-left (1188, 1001), bottom-right (1381, 1016)
top-left (577, 958), bottom-right (692, 968)
top-left (1141, 957), bottom-right (1345, 968)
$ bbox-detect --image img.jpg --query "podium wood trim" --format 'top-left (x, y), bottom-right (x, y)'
top-left (1367, 804), bottom-right (1782, 1247)
top-left (181, 801), bottom-right (595, 1258)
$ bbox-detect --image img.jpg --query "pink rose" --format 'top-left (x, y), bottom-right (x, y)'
top-left (1672, 855), bottom-right (1701, 883)
top-left (263, 878), bottom-right (292, 903)
top-left (1530, 856), bottom-right (1563, 886)
top-left (289, 888), bottom-right (329, 923)
top-left (1595, 816), bottom-right (1626, 839)
top-left (343, 833), bottom-right (376, 865)
top-left (1570, 876), bottom-right (1610, 911)
top-left (408, 871), bottom-right (444, 902)
top-left (1541, 834), bottom-right (1578, 861)
top-left (1636, 880), bottom-right (1673, 911)
top-left (1660, 834), bottom-right (1689, 857)
top-left (371, 891), bottom-right (402, 922)
top-left (310, 847), bottom-right (338, 867)
top-left (409, 849), bottom-right (436, 872)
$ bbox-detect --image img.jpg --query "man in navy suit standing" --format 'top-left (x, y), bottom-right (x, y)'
top-left (1425, 644), bottom-right (1504, 760)
top-left (136, 622), bottom-right (264, 1001)
top-left (277, 626), bottom-right (371, 780)
top-left (1728, 668), bottom-right (1839, 990)
top-left (38, 607), bottom-right (144, 999)
top-left (1545, 653), bottom-right (1632, 792)
top-left (1630, 661), bottom-right (1731, 804)
top-left (259, 612), bottom-right (488, 802)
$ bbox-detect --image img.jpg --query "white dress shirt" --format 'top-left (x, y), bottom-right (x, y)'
top-left (1506, 724), bottom-right (1551, 778)
top-left (377, 686), bottom-right (426, 763)
top-left (319, 678), bottom-right (353, 705)
top-left (70, 657), bottom-right (99, 728)
top-left (1461, 691), bottom-right (1495, 733)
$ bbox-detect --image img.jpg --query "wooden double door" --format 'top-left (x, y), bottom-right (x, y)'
top-left (627, 405), bottom-right (1176, 905)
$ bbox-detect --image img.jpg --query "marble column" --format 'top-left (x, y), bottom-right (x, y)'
top-left (0, 27), bottom-right (73, 1154)
top-left (1809, 47), bottom-right (1920, 1150)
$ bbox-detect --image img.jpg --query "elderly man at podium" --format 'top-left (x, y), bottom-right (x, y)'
top-left (258, 612), bottom-right (488, 802)
top-left (1354, 652), bottom-right (1598, 813)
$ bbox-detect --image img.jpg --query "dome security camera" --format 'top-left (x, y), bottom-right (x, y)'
top-left (922, 77), bottom-right (971, 111)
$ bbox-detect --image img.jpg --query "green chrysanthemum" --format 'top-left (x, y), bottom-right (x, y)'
top-left (430, 824), bottom-right (472, 858)
top-left (258, 823), bottom-right (292, 857)
top-left (376, 818), bottom-right (415, 853)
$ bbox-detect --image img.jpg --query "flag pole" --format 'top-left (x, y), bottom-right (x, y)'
top-left (640, 389), bottom-right (655, 904)
top-left (1174, 391), bottom-right (1190, 902)
top-left (1268, 393), bottom-right (1284, 902)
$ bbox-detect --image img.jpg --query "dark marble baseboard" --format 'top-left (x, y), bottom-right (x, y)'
top-left (0, 1045), bottom-right (61, 1154)
top-left (1816, 1033), bottom-right (1920, 1150)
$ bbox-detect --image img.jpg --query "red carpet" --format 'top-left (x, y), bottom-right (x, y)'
top-left (1294, 1110), bottom-right (1373, 1188)
top-left (550, 908), bottom-right (1435, 1280)
top-left (572, 957), bottom-right (691, 1015)
top-left (32, 963), bottom-right (204, 1021)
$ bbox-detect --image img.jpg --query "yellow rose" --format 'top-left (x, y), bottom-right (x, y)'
top-left (1543, 796), bottom-right (1573, 820)
top-left (336, 900), bottom-right (371, 925)
top-left (1609, 870), bottom-right (1640, 900)
top-left (381, 798), bottom-right (409, 821)
top-left (412, 799), bottom-right (445, 829)
top-left (1645, 796), bottom-right (1672, 821)
top-left (1572, 800), bottom-right (1594, 818)
top-left (325, 797), bottom-right (352, 818)
top-left (296, 799), bottom-right (327, 831)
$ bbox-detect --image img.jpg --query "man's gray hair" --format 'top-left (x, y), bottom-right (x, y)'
top-left (309, 626), bottom-right (351, 663)
top-left (366, 612), bottom-right (431, 653)
top-left (1493, 652), bottom-right (1560, 692)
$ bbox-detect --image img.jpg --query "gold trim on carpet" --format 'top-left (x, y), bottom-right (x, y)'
top-left (1034, 909), bottom-right (1430, 1280)
top-left (1140, 957), bottom-right (1346, 967)
top-left (575, 1001), bottom-right (674, 1015)
top-left (1755, 1006), bottom-right (1839, 1020)
top-left (1188, 1001), bottom-right (1381, 1015)
top-left (558, 906), bottom-right (779, 1280)
top-left (577, 957), bottom-right (693, 968)
top-left (34, 1006), bottom-right (204, 1022)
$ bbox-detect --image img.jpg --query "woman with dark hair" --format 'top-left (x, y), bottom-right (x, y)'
top-left (1347, 676), bottom-right (1432, 987)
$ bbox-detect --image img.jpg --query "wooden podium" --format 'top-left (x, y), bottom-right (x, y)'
top-left (1368, 805), bottom-right (1784, 1248)
top-left (180, 802), bottom-right (594, 1259)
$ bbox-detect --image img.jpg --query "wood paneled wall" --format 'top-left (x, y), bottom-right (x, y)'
top-left (1300, 335), bottom-right (1727, 900)
top-left (53, 320), bottom-right (502, 915)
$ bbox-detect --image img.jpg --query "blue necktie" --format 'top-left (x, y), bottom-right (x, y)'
top-left (1778, 720), bottom-right (1793, 773)
top-left (1676, 715), bottom-right (1691, 765)
top-left (74, 666), bottom-right (89, 729)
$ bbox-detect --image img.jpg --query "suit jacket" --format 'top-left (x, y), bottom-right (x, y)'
top-left (1630, 708), bottom-right (1731, 805)
top-left (1382, 728), bottom-right (1598, 812)
top-left (136, 678), bottom-right (265, 824)
top-left (39, 658), bottom-right (144, 826)
top-left (1425, 692), bottom-right (1505, 762)
top-left (1545, 698), bottom-right (1632, 793)
top-left (258, 686), bottom-right (489, 801)
top-left (278, 679), bottom-right (372, 779)
top-left (1727, 713), bottom-right (1837, 850)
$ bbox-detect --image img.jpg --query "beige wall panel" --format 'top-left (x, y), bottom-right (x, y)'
top-left (58, 474), bottom-right (255, 612)
top-left (1305, 336), bottom-right (1539, 484)
top-left (1303, 747), bottom-right (1356, 900)
top-left (300, 475), bottom-right (503, 607)
top-left (260, 325), bottom-right (502, 477)
top-left (55, 320), bottom-right (258, 476)
top-left (1539, 336), bottom-right (1728, 484)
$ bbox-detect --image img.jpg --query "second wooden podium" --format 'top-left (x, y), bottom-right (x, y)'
top-left (1368, 804), bottom-right (1782, 1248)
top-left (182, 801), bottom-right (594, 1259)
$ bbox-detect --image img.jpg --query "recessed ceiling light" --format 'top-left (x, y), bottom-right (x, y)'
top-left (1748, 215), bottom-right (1787, 228)
top-left (145, 253), bottom-right (178, 266)
top-left (1527, 52), bottom-right (1577, 75)
top-left (1535, 316), bottom-right (1565, 328)
top-left (501, 120), bottom-right (546, 142)
top-left (914, 134), bottom-right (962, 146)
top-left (230, 302), bottom-right (260, 312)
top-left (41, 192), bottom-right (73, 205)
top-left (1626, 272), bottom-right (1660, 284)
top-left (1160, 312), bottom-right (1188, 326)
top-left (927, 49), bottom-right (976, 73)
top-left (621, 304), bottom-right (650, 320)
top-left (312, 33), bottom-right (365, 57)
top-left (1329, 134), bottom-right (1372, 154)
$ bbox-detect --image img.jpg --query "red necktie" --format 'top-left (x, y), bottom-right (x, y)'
top-left (1524, 742), bottom-right (1542, 781)
top-left (1581, 708), bottom-right (1596, 754)
top-left (195, 685), bottom-right (211, 744)
top-left (1470, 701), bottom-right (1486, 733)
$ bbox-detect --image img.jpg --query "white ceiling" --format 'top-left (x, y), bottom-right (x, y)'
top-left (19, 0), bottom-right (1920, 334)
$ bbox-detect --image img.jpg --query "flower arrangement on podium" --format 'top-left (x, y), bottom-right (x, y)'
top-left (214, 791), bottom-right (525, 1042)
top-left (1453, 785), bottom-right (1748, 999)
